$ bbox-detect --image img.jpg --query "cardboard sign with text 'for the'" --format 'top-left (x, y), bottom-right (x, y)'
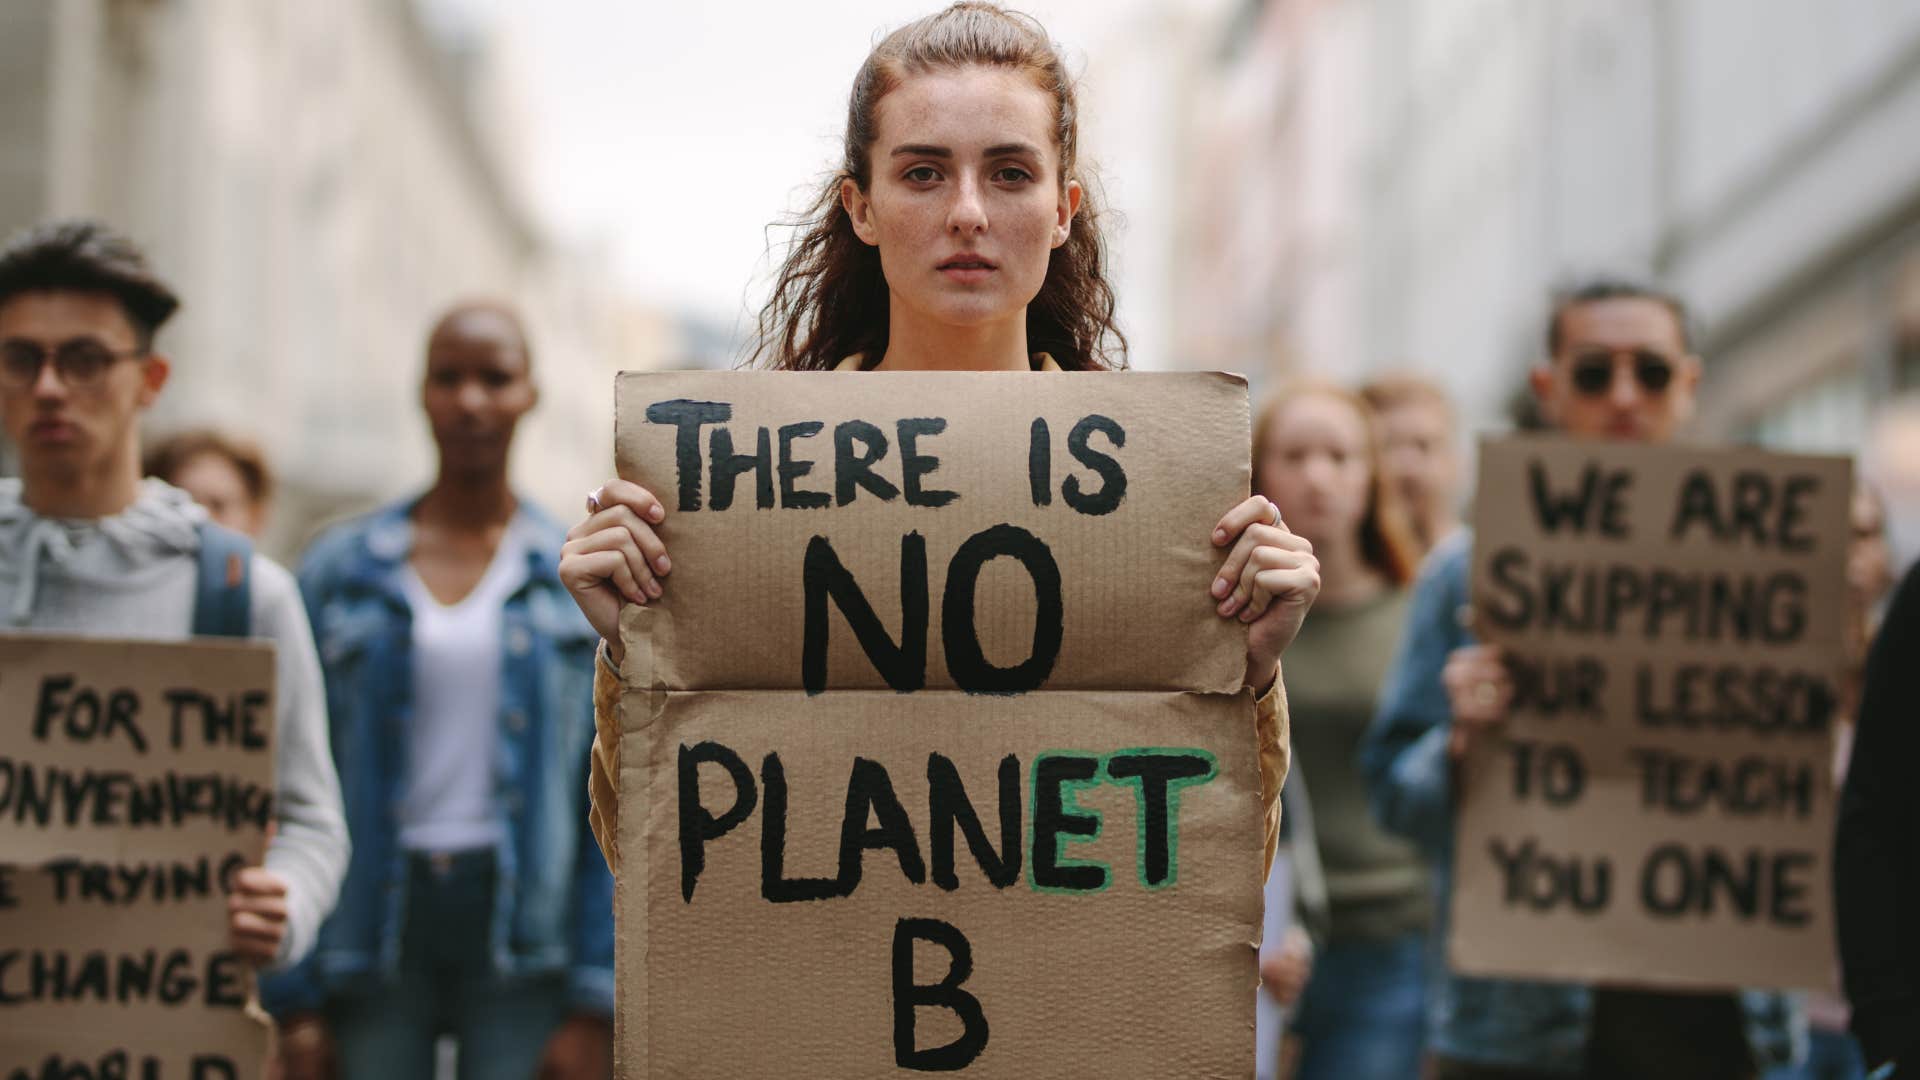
top-left (0, 634), bottom-right (276, 1077)
top-left (613, 372), bottom-right (1264, 1078)
top-left (1453, 436), bottom-right (1850, 991)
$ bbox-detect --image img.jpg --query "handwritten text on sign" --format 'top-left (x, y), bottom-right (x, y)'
top-left (1452, 437), bottom-right (1850, 990)
top-left (0, 635), bottom-right (276, 1078)
top-left (613, 372), bottom-right (1262, 1078)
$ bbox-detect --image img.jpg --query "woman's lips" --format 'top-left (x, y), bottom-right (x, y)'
top-left (938, 255), bottom-right (996, 284)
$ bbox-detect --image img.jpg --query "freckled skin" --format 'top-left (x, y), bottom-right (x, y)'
top-left (842, 66), bottom-right (1080, 370)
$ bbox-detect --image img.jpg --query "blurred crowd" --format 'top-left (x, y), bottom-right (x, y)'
top-left (4, 5), bottom-right (1919, 1074)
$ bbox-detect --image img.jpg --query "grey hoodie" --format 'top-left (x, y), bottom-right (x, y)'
top-left (0, 477), bottom-right (348, 968)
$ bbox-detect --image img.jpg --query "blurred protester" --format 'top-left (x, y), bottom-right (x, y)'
top-left (1864, 396), bottom-right (1920, 576)
top-left (1259, 777), bottom-right (1328, 1080)
top-left (0, 220), bottom-right (348, 968)
top-left (263, 302), bottom-right (612, 1080)
top-left (1361, 373), bottom-right (1463, 555)
top-left (146, 427), bottom-right (273, 537)
top-left (1362, 279), bottom-right (1802, 1079)
top-left (1770, 487), bottom-right (1896, 1080)
top-left (1255, 381), bottom-right (1427, 1079)
top-left (1836, 556), bottom-right (1920, 1077)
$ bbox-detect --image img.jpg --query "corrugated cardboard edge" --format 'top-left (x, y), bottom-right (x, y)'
top-left (615, 601), bottom-right (675, 1078)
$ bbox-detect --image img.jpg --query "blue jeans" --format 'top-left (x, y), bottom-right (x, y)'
top-left (1293, 932), bottom-right (1430, 1080)
top-left (326, 851), bottom-right (573, 1080)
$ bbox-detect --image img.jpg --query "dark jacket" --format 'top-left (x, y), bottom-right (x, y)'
top-left (1837, 560), bottom-right (1920, 1068)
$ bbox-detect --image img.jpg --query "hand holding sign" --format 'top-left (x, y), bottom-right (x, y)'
top-left (1443, 643), bottom-right (1516, 759)
top-left (561, 479), bottom-right (673, 665)
top-left (227, 865), bottom-right (291, 964)
top-left (1212, 494), bottom-right (1322, 693)
top-left (567, 480), bottom-right (1323, 693)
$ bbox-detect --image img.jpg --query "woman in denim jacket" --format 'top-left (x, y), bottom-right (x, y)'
top-left (265, 303), bottom-right (614, 1080)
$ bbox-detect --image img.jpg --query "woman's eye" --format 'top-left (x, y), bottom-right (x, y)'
top-left (994, 166), bottom-right (1032, 183)
top-left (904, 166), bottom-right (940, 183)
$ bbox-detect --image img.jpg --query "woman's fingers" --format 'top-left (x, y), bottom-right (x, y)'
top-left (1216, 524), bottom-right (1314, 615)
top-left (570, 505), bottom-right (671, 579)
top-left (565, 522), bottom-right (662, 599)
top-left (1211, 495), bottom-right (1278, 546)
top-left (1241, 562), bottom-right (1320, 623)
top-left (577, 479), bottom-right (666, 533)
top-left (565, 549), bottom-right (647, 607)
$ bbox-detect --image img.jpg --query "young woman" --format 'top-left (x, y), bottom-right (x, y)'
top-left (559, 3), bottom-right (1318, 879)
top-left (1252, 381), bottom-right (1426, 1079)
top-left (268, 303), bottom-right (612, 1080)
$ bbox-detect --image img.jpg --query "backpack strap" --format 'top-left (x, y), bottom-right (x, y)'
top-left (192, 521), bottom-right (254, 638)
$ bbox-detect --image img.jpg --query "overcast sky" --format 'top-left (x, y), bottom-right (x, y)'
top-left (487, 0), bottom-right (1182, 336)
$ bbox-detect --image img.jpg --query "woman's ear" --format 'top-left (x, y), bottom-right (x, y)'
top-left (842, 178), bottom-right (880, 247)
top-left (1053, 178), bottom-right (1083, 249)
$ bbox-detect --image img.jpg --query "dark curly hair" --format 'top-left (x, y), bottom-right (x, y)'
top-left (0, 220), bottom-right (179, 350)
top-left (752, 2), bottom-right (1125, 372)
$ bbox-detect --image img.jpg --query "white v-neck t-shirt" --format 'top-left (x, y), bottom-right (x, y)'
top-left (396, 528), bottom-right (527, 853)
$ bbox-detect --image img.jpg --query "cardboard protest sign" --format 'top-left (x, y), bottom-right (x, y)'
top-left (0, 635), bottom-right (276, 1077)
top-left (1450, 436), bottom-right (1851, 990)
top-left (612, 372), bottom-right (1265, 1077)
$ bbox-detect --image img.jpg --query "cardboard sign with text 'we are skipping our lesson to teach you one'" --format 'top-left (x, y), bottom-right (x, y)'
top-left (1452, 436), bottom-right (1851, 991)
top-left (0, 634), bottom-right (277, 1078)
top-left (610, 371), bottom-right (1270, 1078)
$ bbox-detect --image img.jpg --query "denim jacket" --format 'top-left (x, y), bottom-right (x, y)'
top-left (1359, 530), bottom-right (1801, 1073)
top-left (261, 497), bottom-right (614, 1017)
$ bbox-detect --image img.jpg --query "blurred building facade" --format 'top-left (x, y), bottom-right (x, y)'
top-left (0, 0), bottom-right (657, 559)
top-left (1172, 0), bottom-right (1920, 469)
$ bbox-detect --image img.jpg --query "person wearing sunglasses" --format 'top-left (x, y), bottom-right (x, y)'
top-left (1362, 279), bottom-right (1801, 1079)
top-left (0, 220), bottom-right (348, 981)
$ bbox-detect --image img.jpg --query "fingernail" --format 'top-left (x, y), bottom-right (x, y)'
top-left (1213, 528), bottom-right (1228, 544)
top-left (1211, 576), bottom-right (1230, 598)
top-left (1239, 608), bottom-right (1258, 623)
top-left (646, 581), bottom-right (662, 599)
top-left (648, 504), bottom-right (665, 522)
top-left (655, 555), bottom-right (671, 574)
top-left (1219, 597), bottom-right (1240, 616)
top-left (628, 590), bottom-right (647, 605)
top-left (587, 488), bottom-right (604, 512)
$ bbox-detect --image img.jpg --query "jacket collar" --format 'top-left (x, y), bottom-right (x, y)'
top-left (349, 494), bottom-right (566, 594)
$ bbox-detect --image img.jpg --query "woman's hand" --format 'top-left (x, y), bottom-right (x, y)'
top-left (559, 480), bottom-right (671, 664)
top-left (1212, 495), bottom-right (1320, 693)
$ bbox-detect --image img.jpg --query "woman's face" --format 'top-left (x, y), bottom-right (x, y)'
top-left (173, 451), bottom-right (265, 538)
top-left (1258, 394), bottom-right (1374, 551)
top-left (844, 65), bottom-right (1081, 336)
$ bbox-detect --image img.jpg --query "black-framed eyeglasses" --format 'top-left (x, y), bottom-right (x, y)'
top-left (0, 338), bottom-right (147, 391)
top-left (1568, 349), bottom-right (1675, 397)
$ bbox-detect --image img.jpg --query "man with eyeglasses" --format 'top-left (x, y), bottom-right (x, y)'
top-left (0, 221), bottom-right (348, 975)
top-left (1361, 280), bottom-right (1802, 1078)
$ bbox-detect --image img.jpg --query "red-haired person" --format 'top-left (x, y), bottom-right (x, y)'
top-left (560, 2), bottom-right (1316, 896)
top-left (145, 428), bottom-right (273, 538)
top-left (1360, 373), bottom-right (1461, 556)
top-left (1254, 381), bottom-right (1426, 1078)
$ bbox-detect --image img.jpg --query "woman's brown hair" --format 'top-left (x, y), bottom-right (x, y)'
top-left (1252, 380), bottom-right (1419, 587)
top-left (751, 2), bottom-right (1125, 372)
top-left (144, 428), bottom-right (273, 507)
